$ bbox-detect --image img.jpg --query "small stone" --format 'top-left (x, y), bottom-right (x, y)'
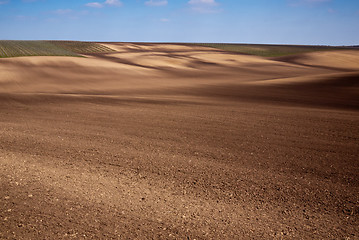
top-left (28, 194), bottom-right (33, 198)
top-left (4, 196), bottom-right (10, 200)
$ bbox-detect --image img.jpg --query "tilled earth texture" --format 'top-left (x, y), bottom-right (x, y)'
top-left (0, 43), bottom-right (358, 239)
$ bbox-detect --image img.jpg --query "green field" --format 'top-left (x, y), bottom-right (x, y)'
top-left (0, 40), bottom-right (115, 58)
top-left (193, 43), bottom-right (355, 57)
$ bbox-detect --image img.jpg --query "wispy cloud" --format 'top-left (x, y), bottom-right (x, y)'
top-left (188, 0), bottom-right (220, 13)
top-left (85, 0), bottom-right (122, 8)
top-left (289, 0), bottom-right (331, 7)
top-left (145, 0), bottom-right (168, 6)
top-left (0, 0), bottom-right (9, 5)
top-left (46, 9), bottom-right (89, 21)
top-left (85, 2), bottom-right (103, 8)
top-left (52, 9), bottom-right (72, 15)
top-left (105, 0), bottom-right (122, 7)
top-left (327, 8), bottom-right (335, 13)
top-left (15, 15), bottom-right (37, 21)
top-left (188, 0), bottom-right (218, 6)
top-left (160, 18), bottom-right (170, 22)
top-left (305, 0), bottom-right (330, 2)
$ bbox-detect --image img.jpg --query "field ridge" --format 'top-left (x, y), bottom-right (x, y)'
top-left (192, 43), bottom-right (358, 57)
top-left (1, 40), bottom-right (359, 58)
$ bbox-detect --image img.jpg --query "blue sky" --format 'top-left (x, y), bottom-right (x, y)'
top-left (0, 0), bottom-right (358, 45)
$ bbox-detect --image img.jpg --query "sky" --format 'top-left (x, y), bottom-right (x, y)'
top-left (0, 0), bottom-right (358, 45)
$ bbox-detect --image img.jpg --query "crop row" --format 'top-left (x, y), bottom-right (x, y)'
top-left (49, 41), bottom-right (115, 54)
top-left (0, 41), bottom-right (115, 58)
top-left (0, 41), bottom-right (79, 58)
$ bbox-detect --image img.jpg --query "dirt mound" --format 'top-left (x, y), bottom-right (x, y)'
top-left (276, 50), bottom-right (359, 70)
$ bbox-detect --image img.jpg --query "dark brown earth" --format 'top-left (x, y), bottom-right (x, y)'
top-left (0, 43), bottom-right (358, 239)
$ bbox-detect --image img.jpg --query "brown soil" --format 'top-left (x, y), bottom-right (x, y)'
top-left (0, 43), bottom-right (358, 239)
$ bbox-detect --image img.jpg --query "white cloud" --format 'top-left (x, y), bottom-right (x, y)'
top-left (0, 0), bottom-right (9, 4)
top-left (145, 0), bottom-right (168, 6)
top-left (105, 0), bottom-right (122, 7)
top-left (85, 2), bottom-right (103, 8)
top-left (160, 18), bottom-right (170, 22)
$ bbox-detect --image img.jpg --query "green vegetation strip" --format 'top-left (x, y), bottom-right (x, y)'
top-left (193, 43), bottom-right (355, 57)
top-left (0, 40), bottom-right (115, 58)
top-left (48, 41), bottom-right (115, 54)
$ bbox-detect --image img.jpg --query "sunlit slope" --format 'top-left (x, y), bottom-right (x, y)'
top-left (1, 42), bottom-right (358, 109)
top-left (281, 50), bottom-right (359, 70)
